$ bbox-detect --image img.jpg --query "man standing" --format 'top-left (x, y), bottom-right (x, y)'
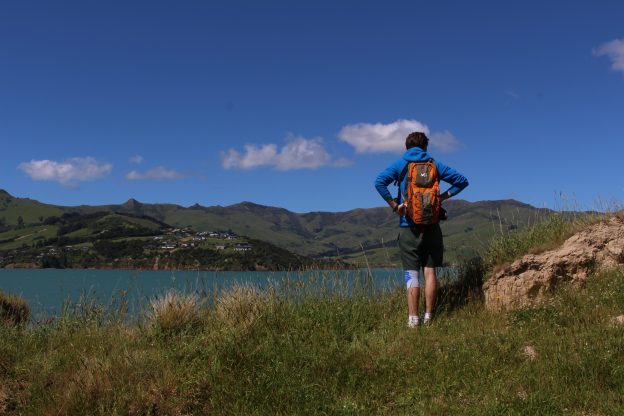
top-left (375, 132), bottom-right (468, 327)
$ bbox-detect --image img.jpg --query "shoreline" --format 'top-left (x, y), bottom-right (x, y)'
top-left (1, 263), bottom-right (364, 273)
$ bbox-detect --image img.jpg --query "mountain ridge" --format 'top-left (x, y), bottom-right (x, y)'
top-left (0, 189), bottom-right (537, 215)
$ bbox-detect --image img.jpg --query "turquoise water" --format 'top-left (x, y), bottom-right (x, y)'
top-left (0, 268), bottom-right (407, 317)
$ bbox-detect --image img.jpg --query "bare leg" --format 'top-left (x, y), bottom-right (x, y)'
top-left (424, 267), bottom-right (437, 313)
top-left (407, 287), bottom-right (420, 316)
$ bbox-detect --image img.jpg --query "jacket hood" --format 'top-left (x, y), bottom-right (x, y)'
top-left (403, 147), bottom-right (433, 162)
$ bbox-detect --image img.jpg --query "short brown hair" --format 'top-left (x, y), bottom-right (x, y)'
top-left (405, 132), bottom-right (429, 150)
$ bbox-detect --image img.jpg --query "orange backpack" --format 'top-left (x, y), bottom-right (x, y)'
top-left (398, 160), bottom-right (441, 224)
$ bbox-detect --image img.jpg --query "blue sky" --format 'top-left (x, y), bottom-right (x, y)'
top-left (1, 0), bottom-right (623, 212)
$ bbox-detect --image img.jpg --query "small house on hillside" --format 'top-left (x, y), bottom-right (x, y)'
top-left (234, 243), bottom-right (252, 252)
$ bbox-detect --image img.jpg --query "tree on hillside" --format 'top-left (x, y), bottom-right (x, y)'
top-left (43, 216), bottom-right (60, 225)
top-left (16, 216), bottom-right (24, 229)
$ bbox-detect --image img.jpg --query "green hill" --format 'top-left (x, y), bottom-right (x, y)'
top-left (0, 189), bottom-right (63, 226)
top-left (0, 189), bottom-right (552, 266)
top-left (0, 191), bottom-right (325, 270)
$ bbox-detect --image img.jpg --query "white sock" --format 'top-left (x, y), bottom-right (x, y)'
top-left (424, 312), bottom-right (432, 320)
top-left (409, 315), bottom-right (419, 323)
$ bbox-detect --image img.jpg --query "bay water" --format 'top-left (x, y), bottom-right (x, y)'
top-left (0, 268), bottom-right (410, 318)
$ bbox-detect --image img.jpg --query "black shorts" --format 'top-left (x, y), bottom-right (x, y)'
top-left (398, 224), bottom-right (444, 270)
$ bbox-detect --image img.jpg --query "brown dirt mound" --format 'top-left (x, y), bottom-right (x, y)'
top-left (484, 216), bottom-right (624, 310)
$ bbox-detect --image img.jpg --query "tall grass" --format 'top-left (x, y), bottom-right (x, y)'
top-left (483, 210), bottom-right (606, 273)
top-left (1, 264), bottom-right (622, 414)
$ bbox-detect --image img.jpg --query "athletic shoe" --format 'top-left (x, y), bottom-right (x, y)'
top-left (408, 316), bottom-right (419, 328)
top-left (422, 315), bottom-right (433, 326)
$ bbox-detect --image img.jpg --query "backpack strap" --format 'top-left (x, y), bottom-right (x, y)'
top-left (395, 163), bottom-right (409, 186)
top-left (394, 162), bottom-right (410, 202)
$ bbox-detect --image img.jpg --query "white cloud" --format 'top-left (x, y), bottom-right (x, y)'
top-left (594, 38), bottom-right (624, 74)
top-left (277, 136), bottom-right (332, 170)
top-left (338, 119), bottom-right (461, 154)
top-left (221, 136), bottom-right (343, 170)
top-left (129, 155), bottom-right (144, 164)
top-left (222, 144), bottom-right (279, 170)
top-left (430, 131), bottom-right (461, 153)
top-left (338, 119), bottom-right (430, 154)
top-left (18, 157), bottom-right (112, 185)
top-left (125, 166), bottom-right (187, 181)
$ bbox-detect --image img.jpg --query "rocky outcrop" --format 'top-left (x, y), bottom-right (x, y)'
top-left (484, 216), bottom-right (624, 310)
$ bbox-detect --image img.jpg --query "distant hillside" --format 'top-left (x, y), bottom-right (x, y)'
top-left (0, 191), bottom-right (325, 271)
top-left (0, 189), bottom-right (552, 266)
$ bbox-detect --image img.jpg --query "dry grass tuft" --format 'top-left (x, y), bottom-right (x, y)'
top-left (148, 290), bottom-right (201, 332)
top-left (215, 284), bottom-right (275, 330)
top-left (0, 291), bottom-right (30, 327)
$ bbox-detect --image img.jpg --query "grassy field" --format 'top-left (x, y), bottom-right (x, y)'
top-left (1, 264), bottom-right (622, 415)
top-left (0, 225), bottom-right (58, 250)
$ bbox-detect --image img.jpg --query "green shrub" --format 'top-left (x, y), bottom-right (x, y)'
top-left (0, 291), bottom-right (30, 326)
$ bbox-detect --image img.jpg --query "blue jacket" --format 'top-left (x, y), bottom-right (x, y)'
top-left (374, 147), bottom-right (469, 227)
